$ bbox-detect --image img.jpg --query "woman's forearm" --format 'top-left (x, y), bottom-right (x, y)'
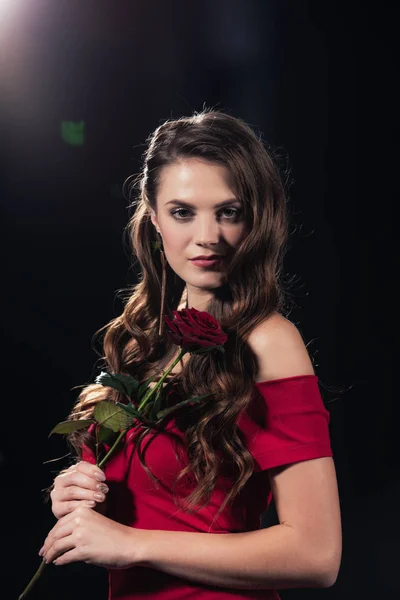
top-left (134, 524), bottom-right (337, 590)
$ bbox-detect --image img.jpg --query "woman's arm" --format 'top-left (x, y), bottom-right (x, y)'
top-left (136, 457), bottom-right (341, 590)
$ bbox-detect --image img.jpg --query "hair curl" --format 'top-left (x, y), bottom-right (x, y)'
top-left (66, 109), bottom-right (290, 527)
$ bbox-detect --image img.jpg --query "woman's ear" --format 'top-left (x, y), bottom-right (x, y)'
top-left (150, 210), bottom-right (159, 232)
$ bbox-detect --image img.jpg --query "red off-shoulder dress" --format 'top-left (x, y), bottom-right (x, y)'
top-left (82, 374), bottom-right (333, 600)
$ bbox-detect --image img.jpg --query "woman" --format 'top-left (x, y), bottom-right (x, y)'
top-left (40, 110), bottom-right (342, 599)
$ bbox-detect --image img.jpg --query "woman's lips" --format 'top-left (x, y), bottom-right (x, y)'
top-left (190, 258), bottom-right (222, 268)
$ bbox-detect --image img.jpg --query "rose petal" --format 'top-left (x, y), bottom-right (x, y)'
top-left (163, 307), bottom-right (227, 350)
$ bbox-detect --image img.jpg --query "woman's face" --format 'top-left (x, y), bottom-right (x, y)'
top-left (150, 158), bottom-right (249, 310)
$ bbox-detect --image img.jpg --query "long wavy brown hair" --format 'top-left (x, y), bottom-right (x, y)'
top-left (66, 109), bottom-right (290, 525)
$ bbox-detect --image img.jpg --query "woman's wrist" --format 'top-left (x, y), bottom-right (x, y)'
top-left (125, 527), bottom-right (151, 568)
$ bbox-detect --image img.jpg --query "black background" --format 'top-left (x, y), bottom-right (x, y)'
top-left (0, 1), bottom-right (396, 598)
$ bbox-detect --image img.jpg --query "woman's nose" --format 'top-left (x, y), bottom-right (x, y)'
top-left (193, 218), bottom-right (221, 245)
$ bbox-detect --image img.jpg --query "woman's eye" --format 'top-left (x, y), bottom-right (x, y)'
top-left (171, 208), bottom-right (191, 219)
top-left (222, 208), bottom-right (240, 219)
top-left (170, 208), bottom-right (241, 221)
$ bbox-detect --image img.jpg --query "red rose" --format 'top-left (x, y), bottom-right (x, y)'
top-left (163, 307), bottom-right (228, 352)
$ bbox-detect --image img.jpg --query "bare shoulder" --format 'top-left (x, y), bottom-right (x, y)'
top-left (247, 312), bottom-right (315, 383)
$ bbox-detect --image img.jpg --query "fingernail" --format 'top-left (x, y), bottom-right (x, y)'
top-left (96, 483), bottom-right (109, 494)
top-left (93, 492), bottom-right (105, 501)
top-left (94, 470), bottom-right (106, 481)
top-left (38, 547), bottom-right (44, 556)
top-left (85, 500), bottom-right (96, 507)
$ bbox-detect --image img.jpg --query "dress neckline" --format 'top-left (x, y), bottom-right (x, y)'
top-left (254, 374), bottom-right (317, 387)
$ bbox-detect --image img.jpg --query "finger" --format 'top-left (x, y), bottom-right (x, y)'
top-left (54, 499), bottom-right (98, 518)
top-left (55, 462), bottom-right (105, 486)
top-left (40, 520), bottom-right (73, 558)
top-left (74, 461), bottom-right (106, 480)
top-left (59, 461), bottom-right (103, 476)
top-left (40, 508), bottom-right (81, 553)
top-left (75, 461), bottom-right (106, 481)
top-left (44, 505), bottom-right (80, 541)
top-left (44, 533), bottom-right (76, 564)
top-left (53, 547), bottom-right (82, 566)
top-left (57, 482), bottom-right (108, 505)
top-left (57, 469), bottom-right (108, 493)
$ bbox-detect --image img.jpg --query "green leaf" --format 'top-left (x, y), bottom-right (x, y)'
top-left (98, 425), bottom-right (119, 445)
top-left (95, 371), bottom-right (140, 398)
top-left (94, 400), bottom-right (134, 432)
top-left (156, 393), bottom-right (211, 420)
top-left (115, 401), bottom-right (142, 419)
top-left (49, 419), bottom-right (95, 437)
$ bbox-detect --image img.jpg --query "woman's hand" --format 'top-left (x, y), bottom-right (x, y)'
top-left (50, 461), bottom-right (109, 519)
top-left (39, 506), bottom-right (142, 570)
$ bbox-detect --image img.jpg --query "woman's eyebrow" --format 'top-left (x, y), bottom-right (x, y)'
top-left (165, 198), bottom-right (240, 208)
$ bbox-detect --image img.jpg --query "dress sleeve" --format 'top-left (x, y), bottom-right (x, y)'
top-left (237, 374), bottom-right (333, 471)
